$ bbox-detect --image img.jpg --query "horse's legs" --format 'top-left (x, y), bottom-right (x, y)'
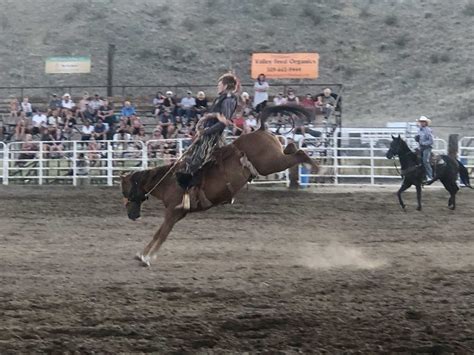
top-left (447, 182), bottom-right (459, 210)
top-left (257, 150), bottom-right (315, 176)
top-left (415, 183), bottom-right (422, 211)
top-left (397, 180), bottom-right (412, 210)
top-left (137, 208), bottom-right (186, 266)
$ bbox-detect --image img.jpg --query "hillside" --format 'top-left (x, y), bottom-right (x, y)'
top-left (0, 0), bottom-right (473, 137)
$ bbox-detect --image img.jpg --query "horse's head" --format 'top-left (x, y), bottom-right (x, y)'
top-left (386, 134), bottom-right (403, 159)
top-left (120, 171), bottom-right (148, 221)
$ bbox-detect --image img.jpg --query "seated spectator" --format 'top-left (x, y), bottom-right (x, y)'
top-left (48, 109), bottom-right (62, 126)
top-left (232, 109), bottom-right (248, 136)
top-left (163, 91), bottom-right (177, 116)
top-left (41, 126), bottom-right (64, 158)
top-left (92, 119), bottom-right (108, 140)
top-left (18, 134), bottom-right (38, 164)
top-left (77, 92), bottom-right (90, 120)
top-left (88, 94), bottom-right (103, 112)
top-left (63, 110), bottom-right (77, 129)
top-left (153, 91), bottom-right (165, 117)
top-left (286, 88), bottom-right (299, 104)
top-left (21, 97), bottom-right (33, 118)
top-left (14, 112), bottom-right (28, 141)
top-left (113, 129), bottom-right (133, 151)
top-left (97, 99), bottom-right (116, 126)
top-left (148, 128), bottom-right (164, 158)
top-left (317, 88), bottom-right (337, 119)
top-left (163, 125), bottom-right (178, 156)
top-left (9, 95), bottom-right (19, 118)
top-left (301, 93), bottom-right (315, 109)
top-left (273, 92), bottom-right (287, 106)
top-left (194, 91), bottom-right (208, 119)
top-left (133, 127), bottom-right (148, 150)
top-left (81, 120), bottom-right (94, 141)
top-left (178, 91), bottom-right (196, 123)
top-left (130, 115), bottom-right (144, 135)
top-left (240, 92), bottom-right (252, 114)
top-left (246, 114), bottom-right (258, 131)
top-left (61, 93), bottom-right (76, 111)
top-left (48, 93), bottom-right (62, 114)
top-left (32, 109), bottom-right (47, 135)
top-left (158, 108), bottom-right (174, 138)
top-left (83, 104), bottom-right (98, 123)
top-left (121, 100), bottom-right (136, 118)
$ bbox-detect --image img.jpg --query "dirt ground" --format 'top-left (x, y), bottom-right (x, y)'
top-left (0, 185), bottom-right (473, 354)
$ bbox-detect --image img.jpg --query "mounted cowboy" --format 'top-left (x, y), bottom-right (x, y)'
top-left (175, 72), bottom-right (240, 209)
top-left (415, 115), bottom-right (434, 181)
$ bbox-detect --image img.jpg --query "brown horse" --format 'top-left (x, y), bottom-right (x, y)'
top-left (121, 105), bottom-right (316, 266)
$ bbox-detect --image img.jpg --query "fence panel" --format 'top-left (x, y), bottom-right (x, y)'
top-left (459, 137), bottom-right (474, 175)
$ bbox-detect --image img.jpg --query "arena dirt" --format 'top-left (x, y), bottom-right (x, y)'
top-left (0, 185), bottom-right (473, 353)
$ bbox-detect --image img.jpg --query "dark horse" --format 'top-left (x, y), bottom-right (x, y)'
top-left (121, 105), bottom-right (317, 266)
top-left (386, 135), bottom-right (471, 211)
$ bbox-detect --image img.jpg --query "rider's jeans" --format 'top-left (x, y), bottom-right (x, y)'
top-left (421, 146), bottom-right (433, 179)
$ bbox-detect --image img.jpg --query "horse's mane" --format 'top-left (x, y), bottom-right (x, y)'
top-left (129, 164), bottom-right (174, 200)
top-left (258, 104), bottom-right (313, 130)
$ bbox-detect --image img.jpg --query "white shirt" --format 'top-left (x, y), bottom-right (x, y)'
top-left (21, 102), bottom-right (32, 113)
top-left (246, 117), bottom-right (258, 129)
top-left (82, 125), bottom-right (94, 135)
top-left (253, 81), bottom-right (269, 107)
top-left (48, 116), bottom-right (60, 125)
top-left (273, 96), bottom-right (287, 106)
top-left (32, 114), bottom-right (47, 127)
top-left (180, 97), bottom-right (196, 109)
top-left (62, 99), bottom-right (76, 109)
top-left (113, 133), bottom-right (132, 141)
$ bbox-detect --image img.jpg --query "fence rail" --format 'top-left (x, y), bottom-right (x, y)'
top-left (0, 133), bottom-right (471, 187)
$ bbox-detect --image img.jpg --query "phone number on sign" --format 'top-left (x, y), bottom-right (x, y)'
top-left (267, 67), bottom-right (302, 72)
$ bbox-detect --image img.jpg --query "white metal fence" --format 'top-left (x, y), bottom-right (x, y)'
top-left (1, 132), bottom-right (471, 187)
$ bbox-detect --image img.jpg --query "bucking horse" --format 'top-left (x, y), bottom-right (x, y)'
top-left (121, 105), bottom-right (316, 266)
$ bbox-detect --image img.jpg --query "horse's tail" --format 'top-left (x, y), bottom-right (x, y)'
top-left (457, 160), bottom-right (472, 188)
top-left (258, 104), bottom-right (313, 131)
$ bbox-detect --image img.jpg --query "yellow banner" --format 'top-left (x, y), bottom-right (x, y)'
top-left (45, 56), bottom-right (91, 74)
top-left (251, 53), bottom-right (319, 79)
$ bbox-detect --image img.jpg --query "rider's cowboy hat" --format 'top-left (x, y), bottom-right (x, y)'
top-left (417, 116), bottom-right (431, 125)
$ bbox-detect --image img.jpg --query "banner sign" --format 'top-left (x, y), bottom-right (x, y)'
top-left (251, 53), bottom-right (319, 79)
top-left (45, 56), bottom-right (91, 74)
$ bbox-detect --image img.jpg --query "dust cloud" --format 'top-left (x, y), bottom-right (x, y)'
top-left (297, 242), bottom-right (386, 270)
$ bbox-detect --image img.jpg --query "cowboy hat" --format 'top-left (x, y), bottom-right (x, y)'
top-left (417, 115), bottom-right (431, 124)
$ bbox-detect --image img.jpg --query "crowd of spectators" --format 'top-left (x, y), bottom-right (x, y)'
top-left (2, 84), bottom-right (340, 162)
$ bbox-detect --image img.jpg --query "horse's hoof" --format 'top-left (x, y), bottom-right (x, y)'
top-left (135, 253), bottom-right (151, 267)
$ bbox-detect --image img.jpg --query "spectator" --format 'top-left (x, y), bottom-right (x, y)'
top-left (133, 127), bottom-right (148, 150)
top-left (301, 93), bottom-right (315, 109)
top-left (232, 109), bottom-right (248, 136)
top-left (240, 92), bottom-right (252, 114)
top-left (246, 114), bottom-right (258, 131)
top-left (97, 99), bottom-right (116, 125)
top-left (286, 88), bottom-right (300, 105)
top-left (48, 109), bottom-right (62, 126)
top-left (130, 115), bottom-right (144, 135)
top-left (63, 110), bottom-right (77, 130)
top-left (73, 153), bottom-right (90, 183)
top-left (9, 96), bottom-right (20, 118)
top-left (41, 126), bottom-right (64, 158)
top-left (253, 73), bottom-right (269, 113)
top-left (153, 91), bottom-right (165, 117)
top-left (61, 93), bottom-right (75, 111)
top-left (273, 92), bottom-right (287, 106)
top-left (14, 112), bottom-right (28, 141)
top-left (178, 91), bottom-right (196, 123)
top-left (317, 88), bottom-right (336, 119)
top-left (148, 128), bottom-right (164, 158)
top-left (194, 91), bottom-right (209, 119)
top-left (92, 118), bottom-right (108, 141)
top-left (88, 93), bottom-right (103, 112)
top-left (48, 93), bottom-right (62, 113)
top-left (77, 92), bottom-right (90, 120)
top-left (81, 120), bottom-right (94, 141)
top-left (21, 97), bottom-right (33, 118)
top-left (113, 129), bottom-right (133, 152)
top-left (31, 109), bottom-right (47, 135)
top-left (83, 104), bottom-right (98, 123)
top-left (18, 134), bottom-right (38, 164)
top-left (163, 91), bottom-right (177, 116)
top-left (158, 108), bottom-right (174, 138)
top-left (121, 100), bottom-right (136, 118)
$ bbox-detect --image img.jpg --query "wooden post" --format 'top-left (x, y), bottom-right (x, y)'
top-left (289, 165), bottom-right (299, 189)
top-left (448, 134), bottom-right (459, 160)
